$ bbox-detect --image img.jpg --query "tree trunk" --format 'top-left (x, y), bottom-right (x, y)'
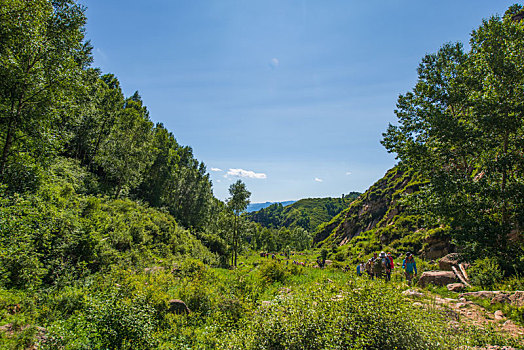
top-left (0, 119), bottom-right (15, 177)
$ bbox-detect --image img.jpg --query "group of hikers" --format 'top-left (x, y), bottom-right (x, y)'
top-left (356, 251), bottom-right (418, 285)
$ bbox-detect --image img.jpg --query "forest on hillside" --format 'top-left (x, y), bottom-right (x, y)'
top-left (247, 193), bottom-right (360, 232)
top-left (1, 1), bottom-right (524, 349)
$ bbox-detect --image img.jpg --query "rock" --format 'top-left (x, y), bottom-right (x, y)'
top-left (460, 291), bottom-right (503, 299)
top-left (324, 260), bottom-right (333, 266)
top-left (494, 310), bottom-right (505, 320)
top-left (412, 302), bottom-right (423, 307)
top-left (422, 236), bottom-right (453, 260)
top-left (402, 289), bottom-right (424, 297)
top-left (455, 302), bottom-right (467, 308)
top-left (418, 271), bottom-right (457, 287)
top-left (447, 283), bottom-right (466, 292)
top-left (509, 291), bottom-right (524, 307)
top-left (438, 253), bottom-right (460, 271)
top-left (168, 299), bottom-right (191, 315)
top-left (491, 293), bottom-right (511, 305)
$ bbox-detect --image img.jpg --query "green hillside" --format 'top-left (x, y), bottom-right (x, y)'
top-left (313, 167), bottom-right (452, 263)
top-left (246, 193), bottom-right (360, 232)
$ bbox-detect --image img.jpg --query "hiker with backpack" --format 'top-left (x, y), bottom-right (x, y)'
top-left (373, 252), bottom-right (391, 280)
top-left (386, 252), bottom-right (394, 281)
top-left (402, 252), bottom-right (417, 286)
top-left (365, 258), bottom-right (374, 279)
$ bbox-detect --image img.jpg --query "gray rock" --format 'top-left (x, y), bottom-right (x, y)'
top-left (491, 293), bottom-right (511, 305)
top-left (447, 283), bottom-right (466, 292)
top-left (509, 291), bottom-right (524, 307)
top-left (494, 310), bottom-right (505, 320)
top-left (418, 271), bottom-right (458, 287)
top-left (438, 253), bottom-right (460, 271)
top-left (168, 299), bottom-right (191, 315)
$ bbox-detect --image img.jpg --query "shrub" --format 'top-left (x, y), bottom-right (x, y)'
top-left (222, 278), bottom-right (455, 349)
top-left (469, 257), bottom-right (504, 288)
top-left (259, 261), bottom-right (288, 284)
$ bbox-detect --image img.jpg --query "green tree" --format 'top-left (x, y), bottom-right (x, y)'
top-left (96, 92), bottom-right (153, 198)
top-left (0, 0), bottom-right (91, 185)
top-left (382, 6), bottom-right (524, 272)
top-left (227, 180), bottom-right (251, 266)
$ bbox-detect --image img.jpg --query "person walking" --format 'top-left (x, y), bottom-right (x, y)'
top-left (402, 252), bottom-right (417, 286)
top-left (365, 258), bottom-right (374, 279)
top-left (386, 252), bottom-right (394, 281)
top-left (374, 252), bottom-right (390, 280)
top-left (356, 261), bottom-right (365, 276)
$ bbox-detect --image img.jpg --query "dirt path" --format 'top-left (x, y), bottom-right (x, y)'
top-left (431, 295), bottom-right (524, 339)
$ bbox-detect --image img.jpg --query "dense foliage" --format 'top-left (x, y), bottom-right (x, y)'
top-left (247, 194), bottom-right (360, 232)
top-left (1, 1), bottom-right (524, 348)
top-left (382, 6), bottom-right (524, 272)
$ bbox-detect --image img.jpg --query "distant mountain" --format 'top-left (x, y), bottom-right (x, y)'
top-left (246, 201), bottom-right (295, 213)
top-left (246, 193), bottom-right (361, 232)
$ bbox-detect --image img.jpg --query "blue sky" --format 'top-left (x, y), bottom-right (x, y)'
top-left (80, 0), bottom-right (516, 202)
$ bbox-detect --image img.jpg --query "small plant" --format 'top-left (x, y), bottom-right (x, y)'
top-left (469, 257), bottom-right (504, 288)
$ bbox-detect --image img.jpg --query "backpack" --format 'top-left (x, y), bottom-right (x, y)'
top-left (382, 257), bottom-right (391, 270)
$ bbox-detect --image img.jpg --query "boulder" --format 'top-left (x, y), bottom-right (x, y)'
top-left (418, 271), bottom-right (457, 287)
top-left (491, 293), bottom-right (511, 305)
top-left (168, 299), bottom-right (191, 315)
top-left (509, 291), bottom-right (524, 307)
top-left (494, 310), bottom-right (505, 320)
top-left (447, 283), bottom-right (466, 292)
top-left (438, 253), bottom-right (460, 271)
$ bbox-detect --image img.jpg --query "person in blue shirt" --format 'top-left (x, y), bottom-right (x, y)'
top-left (356, 261), bottom-right (364, 276)
top-left (402, 252), bottom-right (417, 286)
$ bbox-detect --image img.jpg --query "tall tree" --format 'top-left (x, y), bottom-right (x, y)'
top-left (227, 180), bottom-right (251, 266)
top-left (96, 92), bottom-right (153, 198)
top-left (382, 6), bottom-right (524, 271)
top-left (0, 0), bottom-right (91, 184)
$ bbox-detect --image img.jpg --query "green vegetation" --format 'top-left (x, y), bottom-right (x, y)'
top-left (1, 1), bottom-right (524, 348)
top-left (2, 256), bottom-right (522, 349)
top-left (247, 194), bottom-right (360, 232)
top-left (382, 5), bottom-right (524, 273)
top-left (312, 167), bottom-right (448, 265)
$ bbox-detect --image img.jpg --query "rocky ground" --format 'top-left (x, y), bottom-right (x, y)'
top-left (404, 289), bottom-right (524, 349)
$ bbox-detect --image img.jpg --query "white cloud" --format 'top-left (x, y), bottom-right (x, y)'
top-left (211, 167), bottom-right (222, 172)
top-left (227, 168), bottom-right (267, 179)
top-left (269, 58), bottom-right (279, 69)
top-left (314, 177), bottom-right (323, 182)
top-left (345, 171), bottom-right (352, 175)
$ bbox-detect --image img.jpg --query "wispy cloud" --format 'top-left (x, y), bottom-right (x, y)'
top-left (211, 167), bottom-right (222, 172)
top-left (269, 58), bottom-right (279, 69)
top-left (227, 168), bottom-right (267, 179)
top-left (314, 177), bottom-right (323, 182)
top-left (345, 171), bottom-right (352, 175)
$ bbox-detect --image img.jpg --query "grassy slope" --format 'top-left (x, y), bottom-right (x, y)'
top-left (247, 193), bottom-right (360, 232)
top-left (314, 167), bottom-right (452, 263)
top-left (2, 253), bottom-right (521, 349)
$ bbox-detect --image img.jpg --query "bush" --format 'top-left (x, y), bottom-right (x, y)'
top-left (259, 261), bottom-right (288, 284)
top-left (222, 278), bottom-right (455, 349)
top-left (469, 257), bottom-right (504, 288)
